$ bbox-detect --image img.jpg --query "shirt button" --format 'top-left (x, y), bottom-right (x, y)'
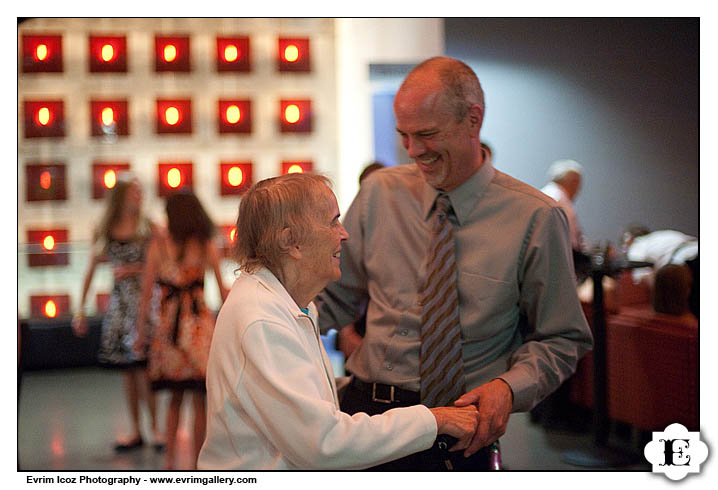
top-left (385, 363), bottom-right (393, 371)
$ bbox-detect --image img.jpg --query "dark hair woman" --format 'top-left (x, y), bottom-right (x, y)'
top-left (136, 190), bottom-right (227, 470)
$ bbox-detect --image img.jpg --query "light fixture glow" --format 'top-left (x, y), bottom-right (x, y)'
top-left (226, 105), bottom-right (241, 124)
top-left (37, 107), bottom-right (51, 126)
top-left (43, 235), bottom-right (56, 251)
top-left (229, 227), bottom-right (237, 242)
top-left (40, 171), bottom-right (52, 190)
top-left (287, 164), bottom-right (304, 174)
top-left (284, 44), bottom-right (299, 62)
top-left (167, 168), bottom-right (182, 188)
top-left (101, 107), bottom-right (115, 126)
top-left (101, 44), bottom-right (115, 62)
top-left (284, 104), bottom-right (300, 124)
top-left (44, 300), bottom-right (57, 318)
top-left (104, 170), bottom-right (117, 189)
top-left (227, 166), bottom-right (243, 187)
top-left (224, 44), bottom-right (238, 62)
top-left (165, 106), bottom-right (180, 125)
top-left (36, 44), bottom-right (48, 61)
top-left (163, 44), bottom-right (177, 62)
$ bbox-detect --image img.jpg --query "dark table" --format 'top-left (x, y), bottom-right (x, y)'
top-left (562, 257), bottom-right (652, 467)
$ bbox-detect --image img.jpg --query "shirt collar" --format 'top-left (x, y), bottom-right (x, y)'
top-left (421, 146), bottom-right (495, 227)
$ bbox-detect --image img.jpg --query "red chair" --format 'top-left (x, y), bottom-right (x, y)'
top-left (605, 309), bottom-right (698, 431)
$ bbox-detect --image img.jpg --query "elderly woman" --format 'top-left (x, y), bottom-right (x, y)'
top-left (198, 173), bottom-right (479, 470)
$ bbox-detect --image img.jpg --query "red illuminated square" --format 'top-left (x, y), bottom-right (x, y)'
top-left (30, 295), bottom-right (71, 319)
top-left (278, 38), bottom-right (310, 73)
top-left (24, 100), bottom-right (65, 138)
top-left (156, 99), bottom-right (192, 134)
top-left (89, 35), bottom-right (127, 73)
top-left (92, 162), bottom-right (131, 199)
top-left (218, 99), bottom-right (252, 134)
top-left (22, 34), bottom-right (63, 73)
top-left (90, 100), bottom-right (129, 137)
top-left (216, 36), bottom-right (250, 72)
top-left (280, 99), bottom-right (312, 133)
top-left (155, 35), bottom-right (191, 72)
top-left (220, 162), bottom-right (252, 196)
top-left (96, 293), bottom-right (111, 314)
top-left (26, 163), bottom-right (67, 202)
top-left (157, 162), bottom-right (193, 197)
top-left (218, 224), bottom-right (238, 255)
top-left (281, 161), bottom-right (313, 175)
top-left (27, 229), bottom-right (69, 267)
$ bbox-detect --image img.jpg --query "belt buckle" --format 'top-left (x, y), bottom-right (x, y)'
top-left (372, 383), bottom-right (395, 404)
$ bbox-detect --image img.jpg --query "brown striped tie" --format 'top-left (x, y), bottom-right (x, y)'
top-left (419, 194), bottom-right (465, 407)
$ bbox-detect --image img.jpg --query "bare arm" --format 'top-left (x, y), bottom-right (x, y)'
top-left (207, 241), bottom-right (228, 303)
top-left (134, 237), bottom-right (160, 352)
top-left (72, 252), bottom-right (102, 337)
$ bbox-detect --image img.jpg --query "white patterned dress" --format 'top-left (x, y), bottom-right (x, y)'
top-left (97, 237), bottom-right (150, 368)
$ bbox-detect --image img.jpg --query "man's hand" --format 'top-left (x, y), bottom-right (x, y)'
top-left (337, 324), bottom-right (363, 358)
top-left (453, 378), bottom-right (513, 456)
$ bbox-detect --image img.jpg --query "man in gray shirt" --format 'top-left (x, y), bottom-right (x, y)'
top-left (316, 56), bottom-right (593, 470)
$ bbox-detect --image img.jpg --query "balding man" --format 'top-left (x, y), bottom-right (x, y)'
top-left (541, 159), bottom-right (585, 252)
top-left (317, 57), bottom-right (592, 470)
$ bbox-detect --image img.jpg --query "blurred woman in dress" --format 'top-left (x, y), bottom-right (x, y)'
top-left (72, 173), bottom-right (162, 451)
top-left (136, 190), bottom-right (227, 469)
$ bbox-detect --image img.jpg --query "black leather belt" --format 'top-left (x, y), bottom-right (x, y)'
top-left (350, 376), bottom-right (420, 404)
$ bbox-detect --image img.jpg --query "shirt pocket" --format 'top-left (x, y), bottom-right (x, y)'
top-left (457, 271), bottom-right (519, 341)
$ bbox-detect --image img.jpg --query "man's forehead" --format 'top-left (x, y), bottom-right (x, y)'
top-left (394, 89), bottom-right (452, 130)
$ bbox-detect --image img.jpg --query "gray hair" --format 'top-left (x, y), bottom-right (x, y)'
top-left (547, 159), bottom-right (583, 182)
top-left (233, 173), bottom-right (333, 275)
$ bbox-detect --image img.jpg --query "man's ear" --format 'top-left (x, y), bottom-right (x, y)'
top-left (468, 104), bottom-right (484, 131)
top-left (281, 227), bottom-right (302, 260)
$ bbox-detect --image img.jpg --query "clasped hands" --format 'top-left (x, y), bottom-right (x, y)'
top-left (430, 378), bottom-right (513, 457)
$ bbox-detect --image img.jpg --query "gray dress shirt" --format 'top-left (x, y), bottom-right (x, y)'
top-left (316, 157), bottom-right (593, 412)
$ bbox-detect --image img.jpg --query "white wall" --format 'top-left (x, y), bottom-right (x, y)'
top-left (334, 18), bottom-right (443, 214)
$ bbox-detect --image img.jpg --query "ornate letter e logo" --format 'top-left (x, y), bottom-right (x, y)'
top-left (644, 423), bottom-right (708, 481)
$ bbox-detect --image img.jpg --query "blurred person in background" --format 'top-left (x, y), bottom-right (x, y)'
top-left (136, 191), bottom-right (227, 470)
top-left (72, 173), bottom-right (162, 452)
top-left (541, 159), bottom-right (591, 283)
top-left (622, 224), bottom-right (698, 318)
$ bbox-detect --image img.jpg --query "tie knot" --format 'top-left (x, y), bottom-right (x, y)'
top-left (435, 194), bottom-right (452, 218)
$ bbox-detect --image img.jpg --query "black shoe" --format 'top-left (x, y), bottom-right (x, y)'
top-left (114, 437), bottom-right (144, 452)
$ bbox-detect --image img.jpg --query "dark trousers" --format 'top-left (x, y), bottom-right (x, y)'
top-left (340, 377), bottom-right (493, 471)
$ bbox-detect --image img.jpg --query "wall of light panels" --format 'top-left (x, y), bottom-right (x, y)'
top-left (18, 17), bottom-right (339, 319)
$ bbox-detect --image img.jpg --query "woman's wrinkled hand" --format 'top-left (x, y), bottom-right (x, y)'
top-left (428, 405), bottom-right (479, 453)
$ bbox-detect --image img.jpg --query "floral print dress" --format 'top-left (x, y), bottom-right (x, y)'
top-left (148, 249), bottom-right (214, 392)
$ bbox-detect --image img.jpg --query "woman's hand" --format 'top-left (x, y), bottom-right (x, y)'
top-left (428, 405), bottom-right (479, 453)
top-left (71, 313), bottom-right (88, 338)
top-left (133, 333), bottom-right (147, 356)
top-left (113, 263), bottom-right (143, 280)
